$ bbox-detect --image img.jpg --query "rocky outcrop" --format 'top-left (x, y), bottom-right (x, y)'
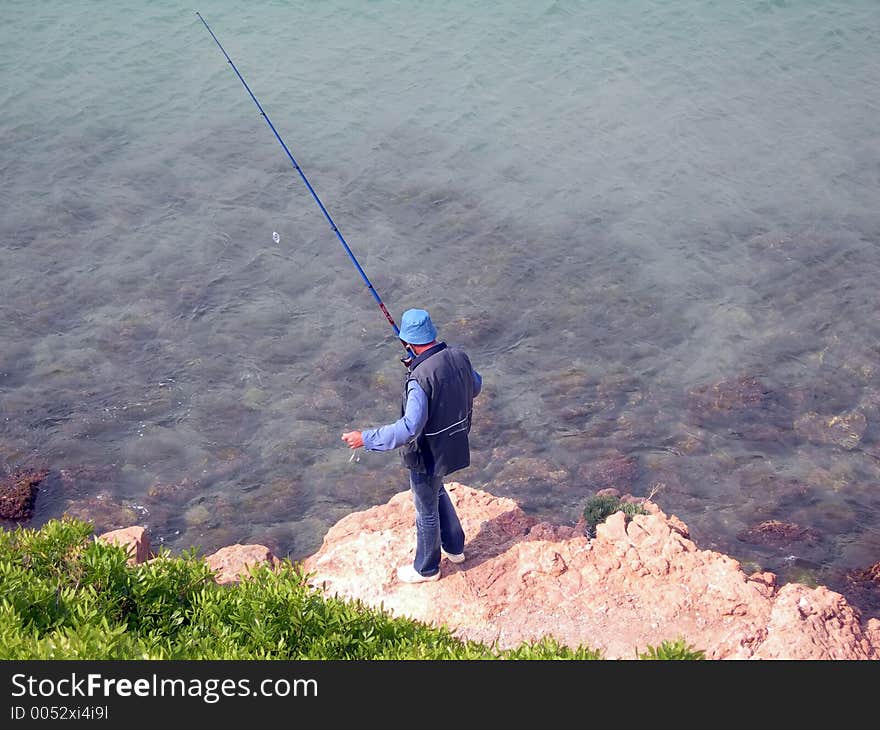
top-left (93, 482), bottom-right (880, 659)
top-left (301, 482), bottom-right (880, 660)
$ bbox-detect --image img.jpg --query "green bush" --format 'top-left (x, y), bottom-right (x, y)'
top-left (0, 517), bottom-right (701, 660)
top-left (582, 494), bottom-right (648, 537)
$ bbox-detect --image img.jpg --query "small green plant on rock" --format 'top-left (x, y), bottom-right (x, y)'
top-left (637, 638), bottom-right (705, 660)
top-left (582, 494), bottom-right (648, 537)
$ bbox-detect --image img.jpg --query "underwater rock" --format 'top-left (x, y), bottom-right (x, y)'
top-left (836, 345), bottom-right (878, 384)
top-left (300, 386), bottom-right (348, 418)
top-left (183, 503), bottom-right (211, 527)
top-left (687, 375), bottom-right (798, 447)
top-left (286, 516), bottom-right (333, 562)
top-left (857, 387), bottom-right (880, 423)
top-left (108, 319), bottom-right (159, 345)
top-left (145, 477), bottom-right (199, 507)
top-left (540, 368), bottom-right (622, 429)
top-left (794, 410), bottom-right (867, 450)
top-left (596, 487), bottom-right (621, 497)
top-left (746, 229), bottom-right (798, 252)
top-left (806, 466), bottom-right (853, 493)
top-left (251, 522), bottom-right (297, 562)
top-left (443, 311), bottom-right (500, 348)
top-left (848, 561), bottom-right (880, 586)
top-left (0, 468), bottom-right (48, 520)
top-left (175, 525), bottom-right (246, 559)
top-left (736, 520), bottom-right (822, 548)
top-left (597, 372), bottom-right (646, 407)
top-left (63, 494), bottom-right (145, 535)
top-left (576, 451), bottom-right (639, 492)
top-left (688, 375), bottom-right (770, 417)
top-left (738, 470), bottom-right (813, 507)
top-left (192, 396), bottom-right (264, 444)
top-left (470, 387), bottom-right (528, 449)
top-left (59, 464), bottom-right (122, 493)
top-left (241, 386), bottom-right (269, 409)
top-left (493, 456), bottom-right (569, 488)
top-left (235, 477), bottom-right (312, 525)
top-left (722, 420), bottom-right (797, 448)
top-left (844, 562), bottom-right (880, 617)
top-left (788, 378), bottom-right (863, 417)
top-left (485, 456), bottom-right (571, 516)
top-left (321, 466), bottom-right (401, 507)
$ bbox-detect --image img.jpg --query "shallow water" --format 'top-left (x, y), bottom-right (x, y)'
top-left (2, 1), bottom-right (880, 611)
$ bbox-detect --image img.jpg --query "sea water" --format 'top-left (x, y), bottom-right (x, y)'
top-left (2, 0), bottom-right (879, 611)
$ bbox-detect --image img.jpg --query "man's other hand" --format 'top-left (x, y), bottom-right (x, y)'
top-left (341, 431), bottom-right (364, 449)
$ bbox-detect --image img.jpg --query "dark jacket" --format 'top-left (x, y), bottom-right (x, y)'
top-left (400, 342), bottom-right (477, 477)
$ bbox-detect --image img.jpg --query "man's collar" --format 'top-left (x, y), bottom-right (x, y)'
top-left (408, 341), bottom-right (447, 371)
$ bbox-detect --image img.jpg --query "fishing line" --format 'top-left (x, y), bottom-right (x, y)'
top-left (196, 11), bottom-right (414, 363)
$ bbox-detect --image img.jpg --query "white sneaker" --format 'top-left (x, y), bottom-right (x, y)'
top-left (442, 549), bottom-right (465, 564)
top-left (396, 565), bottom-right (440, 583)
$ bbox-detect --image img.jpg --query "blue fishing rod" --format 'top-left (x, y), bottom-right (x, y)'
top-left (196, 11), bottom-right (415, 364)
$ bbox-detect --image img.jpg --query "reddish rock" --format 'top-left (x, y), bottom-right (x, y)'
top-left (0, 469), bottom-right (48, 520)
top-left (96, 482), bottom-right (880, 659)
top-left (204, 544), bottom-right (281, 585)
top-left (753, 585), bottom-right (877, 659)
top-left (301, 482), bottom-right (880, 660)
top-left (98, 526), bottom-right (151, 565)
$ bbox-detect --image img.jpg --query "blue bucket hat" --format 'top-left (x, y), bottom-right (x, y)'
top-left (398, 308), bottom-right (437, 345)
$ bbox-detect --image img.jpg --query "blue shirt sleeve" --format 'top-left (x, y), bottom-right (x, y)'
top-left (361, 363), bottom-right (481, 451)
top-left (361, 380), bottom-right (429, 452)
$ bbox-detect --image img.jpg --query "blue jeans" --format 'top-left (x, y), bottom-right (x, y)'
top-left (409, 470), bottom-right (465, 577)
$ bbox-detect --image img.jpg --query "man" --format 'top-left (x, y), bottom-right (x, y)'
top-left (341, 308), bottom-right (482, 583)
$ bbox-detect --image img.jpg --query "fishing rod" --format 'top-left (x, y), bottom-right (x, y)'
top-left (195, 11), bottom-right (415, 364)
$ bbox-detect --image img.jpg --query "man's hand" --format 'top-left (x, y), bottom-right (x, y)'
top-left (341, 431), bottom-right (364, 449)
